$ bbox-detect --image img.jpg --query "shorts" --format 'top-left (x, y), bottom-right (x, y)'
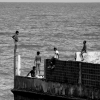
top-left (36, 61), bottom-right (41, 65)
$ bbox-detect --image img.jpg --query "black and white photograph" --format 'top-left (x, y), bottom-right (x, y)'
top-left (0, 0), bottom-right (100, 100)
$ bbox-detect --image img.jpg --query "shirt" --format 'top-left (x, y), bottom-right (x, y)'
top-left (54, 50), bottom-right (59, 59)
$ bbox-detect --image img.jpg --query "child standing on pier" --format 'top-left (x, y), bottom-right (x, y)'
top-left (34, 51), bottom-right (41, 76)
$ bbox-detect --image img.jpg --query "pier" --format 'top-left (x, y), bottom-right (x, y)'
top-left (12, 59), bottom-right (100, 100)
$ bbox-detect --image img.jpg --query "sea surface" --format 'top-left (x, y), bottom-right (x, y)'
top-left (0, 2), bottom-right (100, 100)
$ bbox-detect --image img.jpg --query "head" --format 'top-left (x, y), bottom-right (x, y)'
top-left (83, 40), bottom-right (86, 44)
top-left (16, 31), bottom-right (19, 35)
top-left (32, 66), bottom-right (35, 70)
top-left (54, 47), bottom-right (57, 51)
top-left (37, 51), bottom-right (40, 55)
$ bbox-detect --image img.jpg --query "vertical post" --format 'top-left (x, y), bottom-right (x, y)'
top-left (14, 41), bottom-right (17, 78)
top-left (17, 55), bottom-right (21, 76)
top-left (12, 31), bottom-right (19, 81)
top-left (44, 59), bottom-right (46, 79)
top-left (79, 62), bottom-right (82, 85)
top-left (78, 62), bottom-right (82, 96)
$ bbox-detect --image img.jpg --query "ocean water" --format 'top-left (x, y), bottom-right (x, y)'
top-left (0, 2), bottom-right (100, 100)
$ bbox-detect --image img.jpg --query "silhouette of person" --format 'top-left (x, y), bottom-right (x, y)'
top-left (12, 31), bottom-right (19, 42)
top-left (27, 66), bottom-right (35, 77)
top-left (81, 40), bottom-right (87, 61)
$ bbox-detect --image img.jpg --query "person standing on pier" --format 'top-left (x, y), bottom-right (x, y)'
top-left (34, 51), bottom-right (41, 76)
top-left (80, 40), bottom-right (87, 61)
top-left (12, 31), bottom-right (19, 77)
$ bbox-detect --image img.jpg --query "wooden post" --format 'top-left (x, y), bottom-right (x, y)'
top-left (14, 42), bottom-right (17, 78)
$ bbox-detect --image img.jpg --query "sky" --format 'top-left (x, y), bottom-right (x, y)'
top-left (0, 0), bottom-right (100, 2)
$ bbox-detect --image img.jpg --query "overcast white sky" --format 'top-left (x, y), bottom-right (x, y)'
top-left (0, 0), bottom-right (100, 2)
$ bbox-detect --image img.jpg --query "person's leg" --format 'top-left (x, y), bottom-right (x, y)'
top-left (80, 52), bottom-right (84, 61)
top-left (36, 63), bottom-right (38, 75)
top-left (48, 57), bottom-right (53, 68)
top-left (37, 64), bottom-right (40, 75)
top-left (38, 64), bottom-right (40, 75)
top-left (51, 57), bottom-right (56, 69)
top-left (48, 57), bottom-right (56, 69)
top-left (37, 64), bottom-right (39, 75)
